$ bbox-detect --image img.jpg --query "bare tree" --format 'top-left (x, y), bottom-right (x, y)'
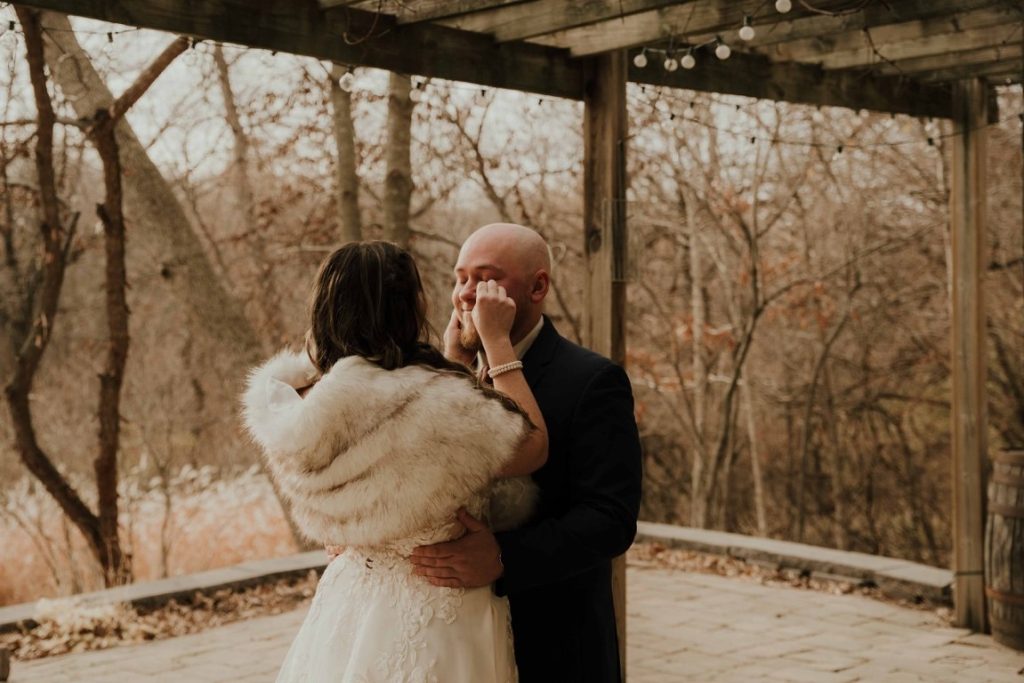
top-left (384, 72), bottom-right (413, 247)
top-left (6, 7), bottom-right (186, 585)
top-left (330, 64), bottom-right (362, 243)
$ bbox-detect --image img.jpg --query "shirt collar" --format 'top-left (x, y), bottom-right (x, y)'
top-left (477, 316), bottom-right (545, 367)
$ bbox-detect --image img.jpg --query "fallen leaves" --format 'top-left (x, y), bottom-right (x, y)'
top-left (2, 570), bottom-right (317, 661)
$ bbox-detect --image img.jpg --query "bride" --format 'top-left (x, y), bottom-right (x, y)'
top-left (242, 240), bottom-right (547, 683)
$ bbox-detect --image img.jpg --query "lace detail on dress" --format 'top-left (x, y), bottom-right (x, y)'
top-left (276, 502), bottom-right (516, 683)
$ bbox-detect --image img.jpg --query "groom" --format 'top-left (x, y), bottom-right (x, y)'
top-left (410, 223), bottom-right (643, 683)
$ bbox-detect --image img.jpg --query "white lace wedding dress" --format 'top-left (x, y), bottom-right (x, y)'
top-left (275, 516), bottom-right (517, 683)
top-left (241, 351), bottom-right (533, 683)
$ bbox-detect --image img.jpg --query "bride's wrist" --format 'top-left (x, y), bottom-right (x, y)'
top-left (481, 336), bottom-right (514, 365)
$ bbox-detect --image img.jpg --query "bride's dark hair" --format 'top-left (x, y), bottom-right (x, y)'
top-left (306, 241), bottom-right (470, 376)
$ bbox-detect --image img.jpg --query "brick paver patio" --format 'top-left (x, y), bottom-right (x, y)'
top-left (10, 564), bottom-right (1024, 682)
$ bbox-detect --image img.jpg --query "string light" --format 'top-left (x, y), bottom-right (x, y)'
top-left (714, 38), bottom-right (731, 60)
top-left (338, 69), bottom-right (355, 92)
top-left (633, 48), bottom-right (648, 69)
top-left (630, 87), bottom-right (1024, 151)
top-left (739, 17), bottom-right (756, 42)
top-left (409, 80), bottom-right (423, 102)
top-left (681, 48), bottom-right (696, 70)
top-left (664, 53), bottom-right (679, 72)
top-left (775, 0), bottom-right (793, 13)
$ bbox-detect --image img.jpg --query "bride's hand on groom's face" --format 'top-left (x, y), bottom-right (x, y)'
top-left (471, 280), bottom-right (515, 348)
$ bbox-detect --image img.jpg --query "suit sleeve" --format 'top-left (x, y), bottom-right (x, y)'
top-left (494, 363), bottom-right (642, 594)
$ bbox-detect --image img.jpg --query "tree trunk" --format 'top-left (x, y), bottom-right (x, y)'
top-left (38, 12), bottom-right (309, 552)
top-left (213, 43), bottom-right (284, 348)
top-left (684, 189), bottom-right (709, 528)
top-left (330, 64), bottom-right (362, 243)
top-left (742, 373), bottom-right (768, 536)
top-left (384, 72), bottom-right (413, 248)
top-left (6, 7), bottom-right (104, 576)
top-left (91, 123), bottom-right (133, 585)
top-left (38, 12), bottom-right (262, 376)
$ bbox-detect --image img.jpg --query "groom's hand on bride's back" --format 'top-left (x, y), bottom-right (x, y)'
top-left (409, 509), bottom-right (503, 589)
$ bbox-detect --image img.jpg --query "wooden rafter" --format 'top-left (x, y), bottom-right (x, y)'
top-left (763, 14), bottom-right (1023, 70)
top-left (629, 48), bottom-right (953, 119)
top-left (721, 0), bottom-right (1011, 49)
top-left (340, 0), bottom-right (533, 24)
top-left (15, 0), bottom-right (994, 118)
top-left (16, 0), bottom-right (586, 100)
top-left (870, 44), bottom-right (1024, 77)
top-left (679, 4), bottom-right (1017, 59)
top-left (434, 0), bottom-right (687, 42)
top-left (531, 0), bottom-right (1019, 58)
top-left (919, 59), bottom-right (1024, 84)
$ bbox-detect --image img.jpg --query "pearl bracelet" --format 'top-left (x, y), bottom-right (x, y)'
top-left (488, 360), bottom-right (524, 378)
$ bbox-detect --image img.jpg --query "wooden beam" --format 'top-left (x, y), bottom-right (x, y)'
top-left (919, 59), bottom-right (1023, 84)
top-left (675, 3), bottom-right (1011, 58)
top-left (16, 0), bottom-right (585, 100)
top-left (533, 0), bottom-right (1008, 57)
top-left (949, 78), bottom-right (989, 633)
top-left (721, 0), bottom-right (1008, 49)
top-left (871, 44), bottom-right (1024, 77)
top-left (348, 0), bottom-right (534, 23)
top-left (435, 0), bottom-right (686, 43)
top-left (629, 48), bottom-right (953, 119)
top-left (766, 17), bottom-right (1021, 70)
top-left (582, 50), bottom-right (629, 679)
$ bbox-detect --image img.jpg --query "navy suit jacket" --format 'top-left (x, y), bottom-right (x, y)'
top-left (495, 317), bottom-right (643, 683)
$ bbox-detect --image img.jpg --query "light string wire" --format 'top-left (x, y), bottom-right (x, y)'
top-left (1, 9), bottom-right (1021, 152)
top-left (628, 87), bottom-right (1024, 151)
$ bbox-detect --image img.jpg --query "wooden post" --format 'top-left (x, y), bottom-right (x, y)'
top-left (583, 50), bottom-right (629, 679)
top-left (950, 78), bottom-right (989, 632)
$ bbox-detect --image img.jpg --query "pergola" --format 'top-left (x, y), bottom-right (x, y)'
top-left (19, 0), bottom-right (1022, 653)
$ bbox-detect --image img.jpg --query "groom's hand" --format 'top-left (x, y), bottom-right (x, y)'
top-left (442, 309), bottom-right (475, 367)
top-left (409, 508), bottom-right (503, 589)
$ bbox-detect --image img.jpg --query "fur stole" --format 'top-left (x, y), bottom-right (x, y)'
top-left (241, 350), bottom-right (536, 546)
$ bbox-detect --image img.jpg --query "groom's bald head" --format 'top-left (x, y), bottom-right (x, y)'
top-left (453, 223), bottom-right (552, 345)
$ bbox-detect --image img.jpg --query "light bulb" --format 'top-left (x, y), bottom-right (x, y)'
top-left (633, 51), bottom-right (648, 69)
top-left (681, 52), bottom-right (696, 69)
top-left (664, 56), bottom-right (679, 72)
top-left (739, 17), bottom-right (755, 41)
top-left (715, 41), bottom-right (731, 60)
top-left (338, 71), bottom-right (355, 92)
top-left (775, 0), bottom-right (792, 13)
top-left (409, 86), bottom-right (423, 103)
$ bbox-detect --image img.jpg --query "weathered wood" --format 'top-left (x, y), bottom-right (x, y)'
top-left (16, 0), bottom-right (586, 100)
top-left (872, 44), bottom-right (1024, 77)
top-left (709, 0), bottom-right (1007, 50)
top-left (917, 58), bottom-right (1023, 84)
top-left (346, 0), bottom-right (533, 23)
top-left (773, 23), bottom-right (1018, 71)
top-left (679, 3), bottom-right (1015, 58)
top-left (532, 0), bottom-right (1001, 56)
top-left (436, 0), bottom-right (687, 43)
top-left (630, 48), bottom-right (953, 119)
top-left (583, 50), bottom-right (629, 680)
top-left (950, 78), bottom-right (989, 633)
top-left (985, 450), bottom-right (1024, 650)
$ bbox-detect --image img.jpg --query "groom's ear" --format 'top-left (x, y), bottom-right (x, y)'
top-left (530, 271), bottom-right (550, 303)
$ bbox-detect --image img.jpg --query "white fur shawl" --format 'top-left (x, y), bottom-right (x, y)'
top-left (241, 350), bottom-right (536, 546)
